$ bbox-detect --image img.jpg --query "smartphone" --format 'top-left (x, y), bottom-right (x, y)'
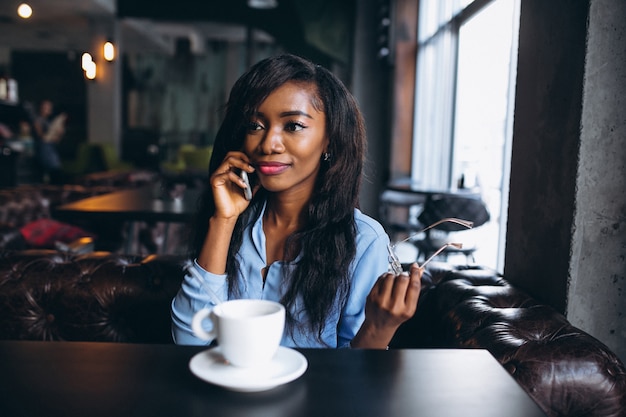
top-left (240, 170), bottom-right (252, 201)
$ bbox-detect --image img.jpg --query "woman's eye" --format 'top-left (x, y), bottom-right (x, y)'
top-left (248, 121), bottom-right (263, 131)
top-left (285, 121), bottom-right (305, 132)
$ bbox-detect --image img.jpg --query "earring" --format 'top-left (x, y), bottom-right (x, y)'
top-left (323, 152), bottom-right (331, 161)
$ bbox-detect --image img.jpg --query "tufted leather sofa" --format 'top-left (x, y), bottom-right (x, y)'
top-left (391, 262), bottom-right (626, 417)
top-left (0, 250), bottom-right (184, 343)
top-left (0, 250), bottom-right (624, 417)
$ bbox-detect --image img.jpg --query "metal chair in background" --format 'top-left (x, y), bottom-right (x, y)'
top-left (378, 188), bottom-right (427, 243)
top-left (412, 193), bottom-right (490, 263)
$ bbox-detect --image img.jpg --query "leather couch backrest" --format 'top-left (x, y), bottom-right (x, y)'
top-left (0, 250), bottom-right (185, 343)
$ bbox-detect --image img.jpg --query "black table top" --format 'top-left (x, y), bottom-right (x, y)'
top-left (52, 186), bottom-right (201, 223)
top-left (0, 341), bottom-right (547, 417)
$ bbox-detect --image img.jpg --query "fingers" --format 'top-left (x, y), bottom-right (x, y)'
top-left (404, 263), bottom-right (422, 306)
top-left (385, 272), bottom-right (412, 300)
top-left (213, 152), bottom-right (254, 177)
top-left (211, 152), bottom-right (255, 191)
top-left (209, 152), bottom-right (257, 218)
top-left (370, 264), bottom-right (422, 317)
top-left (374, 263), bottom-right (421, 298)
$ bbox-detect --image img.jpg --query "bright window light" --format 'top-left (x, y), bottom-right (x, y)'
top-left (412, 0), bottom-right (521, 270)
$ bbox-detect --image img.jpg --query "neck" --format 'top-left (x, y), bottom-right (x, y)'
top-left (264, 193), bottom-right (309, 231)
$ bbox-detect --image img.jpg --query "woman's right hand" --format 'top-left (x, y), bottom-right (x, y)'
top-left (210, 151), bottom-right (256, 220)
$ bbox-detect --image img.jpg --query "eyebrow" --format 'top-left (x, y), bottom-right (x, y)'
top-left (255, 110), bottom-right (314, 119)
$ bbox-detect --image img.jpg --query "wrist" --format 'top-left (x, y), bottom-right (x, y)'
top-left (351, 320), bottom-right (397, 349)
top-left (210, 214), bottom-right (238, 226)
top-left (197, 216), bottom-right (238, 273)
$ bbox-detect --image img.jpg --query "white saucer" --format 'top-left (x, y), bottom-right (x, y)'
top-left (189, 346), bottom-right (308, 392)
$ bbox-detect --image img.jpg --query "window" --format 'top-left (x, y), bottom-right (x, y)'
top-left (412, 0), bottom-right (520, 270)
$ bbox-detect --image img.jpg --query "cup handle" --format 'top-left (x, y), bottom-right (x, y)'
top-left (191, 307), bottom-right (217, 341)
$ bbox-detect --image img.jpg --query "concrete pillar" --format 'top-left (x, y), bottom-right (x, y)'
top-left (569, 0), bottom-right (626, 363)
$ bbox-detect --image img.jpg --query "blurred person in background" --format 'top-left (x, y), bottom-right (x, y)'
top-left (34, 99), bottom-right (66, 184)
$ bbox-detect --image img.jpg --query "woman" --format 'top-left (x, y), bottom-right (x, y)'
top-left (171, 54), bottom-right (421, 348)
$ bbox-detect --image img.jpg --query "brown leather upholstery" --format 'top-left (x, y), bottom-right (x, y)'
top-left (0, 250), bottom-right (184, 343)
top-left (0, 251), bottom-right (624, 416)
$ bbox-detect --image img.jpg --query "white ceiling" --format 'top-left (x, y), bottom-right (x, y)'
top-left (0, 0), bottom-right (273, 55)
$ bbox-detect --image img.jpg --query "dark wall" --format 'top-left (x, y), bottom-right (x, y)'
top-left (351, 0), bottom-right (393, 217)
top-left (11, 51), bottom-right (87, 158)
top-left (117, 0), bottom-right (355, 66)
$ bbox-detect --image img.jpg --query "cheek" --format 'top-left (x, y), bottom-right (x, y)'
top-left (297, 132), bottom-right (327, 155)
top-left (296, 149), bottom-right (324, 175)
top-left (292, 144), bottom-right (323, 166)
top-left (242, 136), bottom-right (257, 154)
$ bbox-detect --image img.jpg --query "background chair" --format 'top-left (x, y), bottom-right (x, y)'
top-left (412, 193), bottom-right (490, 263)
top-left (96, 143), bottom-right (134, 172)
top-left (378, 188), bottom-right (427, 243)
top-left (181, 145), bottom-right (212, 171)
top-left (161, 144), bottom-right (197, 174)
top-left (61, 142), bottom-right (103, 178)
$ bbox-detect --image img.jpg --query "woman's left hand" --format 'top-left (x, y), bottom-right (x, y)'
top-left (351, 263), bottom-right (422, 349)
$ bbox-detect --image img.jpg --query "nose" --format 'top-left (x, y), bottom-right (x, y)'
top-left (259, 125), bottom-right (285, 155)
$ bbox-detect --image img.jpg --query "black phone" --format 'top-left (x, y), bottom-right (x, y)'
top-left (240, 170), bottom-right (252, 201)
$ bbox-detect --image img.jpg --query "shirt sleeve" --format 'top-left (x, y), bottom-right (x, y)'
top-left (336, 229), bottom-right (391, 348)
top-left (171, 259), bottom-right (228, 345)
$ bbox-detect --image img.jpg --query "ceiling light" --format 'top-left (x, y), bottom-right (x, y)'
top-left (103, 41), bottom-right (115, 61)
top-left (247, 0), bottom-right (278, 9)
top-left (17, 3), bottom-right (32, 19)
top-left (81, 52), bottom-right (97, 80)
top-left (84, 61), bottom-right (96, 80)
top-left (81, 53), bottom-right (93, 71)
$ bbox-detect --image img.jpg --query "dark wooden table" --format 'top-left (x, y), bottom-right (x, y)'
top-left (52, 186), bottom-right (201, 253)
top-left (52, 185), bottom-right (200, 224)
top-left (0, 341), bottom-right (547, 417)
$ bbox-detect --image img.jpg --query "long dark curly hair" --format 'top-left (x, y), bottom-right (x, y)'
top-left (191, 54), bottom-right (366, 343)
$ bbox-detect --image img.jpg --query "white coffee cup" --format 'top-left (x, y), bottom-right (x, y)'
top-left (191, 299), bottom-right (285, 368)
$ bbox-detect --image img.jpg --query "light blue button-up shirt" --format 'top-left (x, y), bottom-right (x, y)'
top-left (171, 208), bottom-right (390, 347)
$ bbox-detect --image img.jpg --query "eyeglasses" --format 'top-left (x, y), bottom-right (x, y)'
top-left (387, 217), bottom-right (474, 274)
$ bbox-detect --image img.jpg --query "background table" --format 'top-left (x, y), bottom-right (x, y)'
top-left (0, 341), bottom-right (547, 417)
top-left (52, 186), bottom-right (200, 253)
top-left (53, 185), bottom-right (200, 224)
top-left (381, 178), bottom-right (481, 224)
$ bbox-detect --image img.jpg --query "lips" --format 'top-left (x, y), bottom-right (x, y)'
top-left (255, 161), bottom-right (290, 176)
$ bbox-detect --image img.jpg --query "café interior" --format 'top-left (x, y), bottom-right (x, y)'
top-left (0, 0), bottom-right (625, 415)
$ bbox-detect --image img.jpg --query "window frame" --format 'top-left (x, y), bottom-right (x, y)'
top-left (409, 0), bottom-right (520, 269)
